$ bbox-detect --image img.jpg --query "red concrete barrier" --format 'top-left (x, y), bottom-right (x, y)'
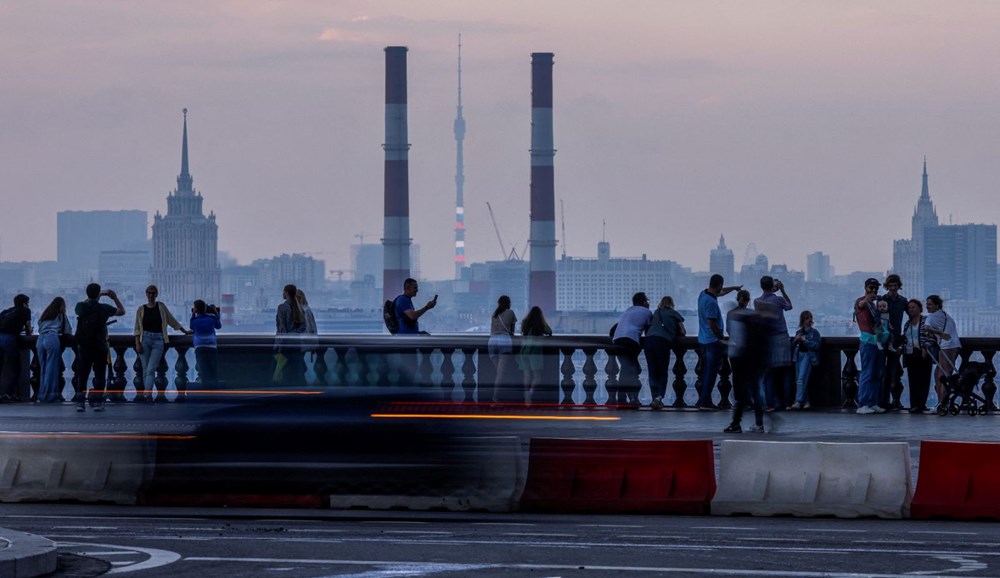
top-left (520, 438), bottom-right (715, 514)
top-left (912, 440), bottom-right (1000, 520)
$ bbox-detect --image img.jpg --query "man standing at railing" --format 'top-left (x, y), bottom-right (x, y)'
top-left (612, 292), bottom-right (652, 408)
top-left (697, 274), bottom-right (742, 409)
top-left (0, 294), bottom-right (33, 403)
top-left (854, 278), bottom-right (885, 414)
top-left (73, 283), bottom-right (125, 412)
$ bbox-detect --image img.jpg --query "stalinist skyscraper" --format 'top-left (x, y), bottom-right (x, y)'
top-left (151, 109), bottom-right (220, 309)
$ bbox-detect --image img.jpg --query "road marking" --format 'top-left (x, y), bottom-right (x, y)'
top-left (618, 535), bottom-right (689, 540)
top-left (53, 526), bottom-right (119, 530)
top-left (690, 526), bottom-right (755, 531)
top-left (59, 542), bottom-right (181, 574)
top-left (798, 529), bottom-right (867, 533)
top-left (182, 557), bottom-right (1000, 577)
top-left (907, 555), bottom-right (986, 575)
top-left (578, 524), bottom-right (643, 528)
top-left (907, 531), bottom-right (979, 536)
top-left (470, 523), bottom-right (536, 526)
top-left (157, 527), bottom-right (226, 532)
top-left (287, 529), bottom-right (346, 534)
top-left (502, 533), bottom-right (576, 538)
top-left (739, 537), bottom-right (808, 542)
top-left (383, 531), bottom-right (452, 535)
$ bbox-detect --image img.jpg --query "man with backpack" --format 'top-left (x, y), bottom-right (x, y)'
top-left (74, 283), bottom-right (125, 412)
top-left (392, 278), bottom-right (436, 335)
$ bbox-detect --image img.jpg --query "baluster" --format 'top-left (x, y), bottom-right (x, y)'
top-left (58, 349), bottom-right (68, 402)
top-left (560, 347), bottom-right (576, 405)
top-left (174, 346), bottom-right (190, 402)
top-left (717, 356), bottom-right (733, 409)
top-left (982, 350), bottom-right (997, 411)
top-left (671, 345), bottom-right (689, 407)
top-left (603, 348), bottom-right (620, 407)
top-left (582, 347), bottom-right (599, 406)
top-left (70, 347), bottom-right (81, 402)
top-left (889, 352), bottom-right (905, 410)
top-left (841, 347), bottom-right (859, 409)
top-left (374, 350), bottom-right (393, 387)
top-left (333, 346), bottom-right (349, 386)
top-left (440, 347), bottom-right (456, 400)
top-left (112, 345), bottom-right (129, 402)
top-left (418, 348), bottom-right (435, 389)
top-left (29, 345), bottom-right (40, 402)
top-left (313, 347), bottom-right (329, 386)
top-left (154, 351), bottom-right (169, 402)
top-left (133, 356), bottom-right (146, 401)
top-left (357, 350), bottom-right (373, 386)
top-left (461, 347), bottom-right (477, 402)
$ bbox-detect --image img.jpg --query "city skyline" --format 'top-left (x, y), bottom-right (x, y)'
top-left (3, 1), bottom-right (1000, 280)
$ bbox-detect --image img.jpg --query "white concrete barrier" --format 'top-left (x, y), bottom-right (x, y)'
top-left (329, 436), bottom-right (523, 512)
top-left (712, 440), bottom-right (912, 518)
top-left (0, 436), bottom-right (154, 504)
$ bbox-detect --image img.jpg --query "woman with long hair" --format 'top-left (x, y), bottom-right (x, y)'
top-left (790, 310), bottom-right (821, 410)
top-left (134, 284), bottom-right (190, 402)
top-left (902, 298), bottom-right (934, 413)
top-left (35, 297), bottom-right (73, 403)
top-left (296, 288), bottom-right (319, 360)
top-left (488, 295), bottom-right (517, 403)
top-left (518, 306), bottom-right (552, 405)
top-left (644, 295), bottom-right (686, 409)
top-left (275, 284), bottom-right (306, 385)
top-left (925, 294), bottom-right (961, 410)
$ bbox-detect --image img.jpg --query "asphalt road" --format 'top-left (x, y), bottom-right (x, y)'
top-left (4, 505), bottom-right (1000, 577)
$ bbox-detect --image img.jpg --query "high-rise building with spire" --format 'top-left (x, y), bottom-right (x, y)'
top-left (709, 234), bottom-right (734, 281)
top-left (453, 35), bottom-right (466, 279)
top-left (151, 109), bottom-right (220, 310)
top-left (893, 158), bottom-right (939, 299)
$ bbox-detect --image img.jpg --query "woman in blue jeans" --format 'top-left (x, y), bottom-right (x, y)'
top-left (790, 310), bottom-right (821, 410)
top-left (35, 297), bottom-right (73, 403)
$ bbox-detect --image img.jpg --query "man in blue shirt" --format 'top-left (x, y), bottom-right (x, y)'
top-left (697, 274), bottom-right (742, 409)
top-left (394, 278), bottom-right (437, 335)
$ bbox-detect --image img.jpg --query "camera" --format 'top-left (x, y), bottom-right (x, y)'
top-left (206, 304), bottom-right (218, 314)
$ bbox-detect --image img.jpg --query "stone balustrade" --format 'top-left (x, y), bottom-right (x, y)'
top-left (7, 334), bottom-right (998, 409)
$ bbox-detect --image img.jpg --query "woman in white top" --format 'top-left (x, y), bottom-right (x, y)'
top-left (488, 295), bottom-right (517, 403)
top-left (925, 294), bottom-right (961, 407)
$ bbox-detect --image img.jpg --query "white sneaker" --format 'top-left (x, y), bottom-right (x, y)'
top-left (749, 424), bottom-right (765, 433)
top-left (872, 405), bottom-right (886, 414)
top-left (856, 405), bottom-right (876, 414)
top-left (650, 396), bottom-right (664, 410)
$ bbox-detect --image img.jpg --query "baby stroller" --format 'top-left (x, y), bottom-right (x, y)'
top-left (937, 360), bottom-right (992, 416)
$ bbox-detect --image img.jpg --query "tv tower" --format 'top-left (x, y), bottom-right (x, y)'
top-left (453, 34), bottom-right (466, 279)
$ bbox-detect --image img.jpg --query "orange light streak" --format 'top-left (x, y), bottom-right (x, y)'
top-left (371, 413), bottom-right (620, 421)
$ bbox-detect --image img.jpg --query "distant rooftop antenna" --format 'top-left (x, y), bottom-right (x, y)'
top-left (560, 198), bottom-right (567, 259)
top-left (602, 219), bottom-right (606, 242)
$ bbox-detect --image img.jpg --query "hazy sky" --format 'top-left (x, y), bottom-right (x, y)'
top-left (2, 1), bottom-right (999, 280)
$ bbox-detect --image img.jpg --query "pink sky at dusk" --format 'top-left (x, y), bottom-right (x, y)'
top-left (2, 1), bottom-right (999, 279)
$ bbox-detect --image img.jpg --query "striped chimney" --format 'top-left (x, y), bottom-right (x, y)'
top-left (382, 46), bottom-right (412, 300)
top-left (528, 52), bottom-right (557, 314)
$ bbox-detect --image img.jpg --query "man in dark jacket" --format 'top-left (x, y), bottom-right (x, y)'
top-left (74, 283), bottom-right (125, 412)
top-left (0, 294), bottom-right (32, 402)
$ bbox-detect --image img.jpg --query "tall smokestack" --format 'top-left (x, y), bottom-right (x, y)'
top-left (453, 35), bottom-right (466, 280)
top-left (383, 46), bottom-right (411, 300)
top-left (528, 52), bottom-right (556, 314)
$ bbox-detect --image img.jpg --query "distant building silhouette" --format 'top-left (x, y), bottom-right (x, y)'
top-left (151, 109), bottom-right (220, 309)
top-left (892, 159), bottom-right (997, 307)
top-left (57, 210), bottom-right (148, 281)
top-left (807, 251), bottom-right (833, 283)
top-left (709, 234), bottom-right (734, 281)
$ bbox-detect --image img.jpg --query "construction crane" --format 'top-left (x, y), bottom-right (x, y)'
top-left (486, 202), bottom-right (522, 262)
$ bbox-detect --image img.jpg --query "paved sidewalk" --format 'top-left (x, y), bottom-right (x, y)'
top-left (0, 527), bottom-right (56, 578)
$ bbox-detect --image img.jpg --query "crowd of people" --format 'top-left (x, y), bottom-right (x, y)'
top-left (0, 281), bottom-right (323, 409)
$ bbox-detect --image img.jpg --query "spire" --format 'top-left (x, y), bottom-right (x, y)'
top-left (718, 234), bottom-right (726, 250)
top-left (177, 108), bottom-right (194, 194)
top-left (920, 155), bottom-right (929, 201)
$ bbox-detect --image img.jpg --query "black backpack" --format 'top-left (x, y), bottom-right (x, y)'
top-left (383, 299), bottom-right (400, 335)
top-left (75, 302), bottom-right (106, 345)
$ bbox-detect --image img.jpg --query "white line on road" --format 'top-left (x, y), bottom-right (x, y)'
top-left (798, 529), bottom-right (868, 533)
top-left (287, 529), bottom-right (346, 534)
top-left (501, 533), bottom-right (576, 538)
top-left (907, 531), bottom-right (979, 536)
top-left (578, 524), bottom-right (643, 528)
top-left (52, 526), bottom-right (119, 530)
top-left (59, 542), bottom-right (181, 575)
top-left (470, 522), bottom-right (536, 526)
top-left (690, 526), bottom-right (755, 531)
top-left (181, 557), bottom-right (1000, 578)
top-left (383, 531), bottom-right (453, 535)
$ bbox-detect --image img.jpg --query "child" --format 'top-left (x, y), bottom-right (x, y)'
top-left (190, 299), bottom-right (222, 388)
top-left (875, 300), bottom-right (895, 352)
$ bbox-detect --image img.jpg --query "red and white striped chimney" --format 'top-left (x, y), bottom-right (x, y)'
top-left (529, 52), bottom-right (557, 314)
top-left (382, 46), bottom-right (412, 300)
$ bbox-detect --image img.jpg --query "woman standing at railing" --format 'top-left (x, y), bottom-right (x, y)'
top-left (925, 294), bottom-right (961, 411)
top-left (790, 310), bottom-right (821, 410)
top-left (645, 295), bottom-right (685, 410)
top-left (519, 305), bottom-right (552, 406)
top-left (901, 298), bottom-right (933, 413)
top-left (488, 295), bottom-right (518, 403)
top-left (35, 297), bottom-right (73, 403)
top-left (275, 284), bottom-right (306, 386)
top-left (134, 285), bottom-right (191, 402)
top-left (296, 289), bottom-right (319, 362)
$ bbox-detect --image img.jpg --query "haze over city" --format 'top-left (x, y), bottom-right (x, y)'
top-left (2, 1), bottom-right (1000, 279)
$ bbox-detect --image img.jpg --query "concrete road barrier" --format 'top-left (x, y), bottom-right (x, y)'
top-left (520, 438), bottom-right (716, 515)
top-left (912, 440), bottom-right (1000, 520)
top-left (0, 436), bottom-right (154, 504)
top-left (712, 440), bottom-right (912, 518)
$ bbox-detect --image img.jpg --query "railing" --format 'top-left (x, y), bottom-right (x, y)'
top-left (9, 334), bottom-right (999, 409)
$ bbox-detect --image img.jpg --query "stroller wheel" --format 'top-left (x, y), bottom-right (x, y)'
top-left (968, 405), bottom-right (978, 417)
top-left (937, 405), bottom-right (948, 416)
top-left (950, 404), bottom-right (961, 416)
top-left (979, 405), bottom-right (989, 416)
